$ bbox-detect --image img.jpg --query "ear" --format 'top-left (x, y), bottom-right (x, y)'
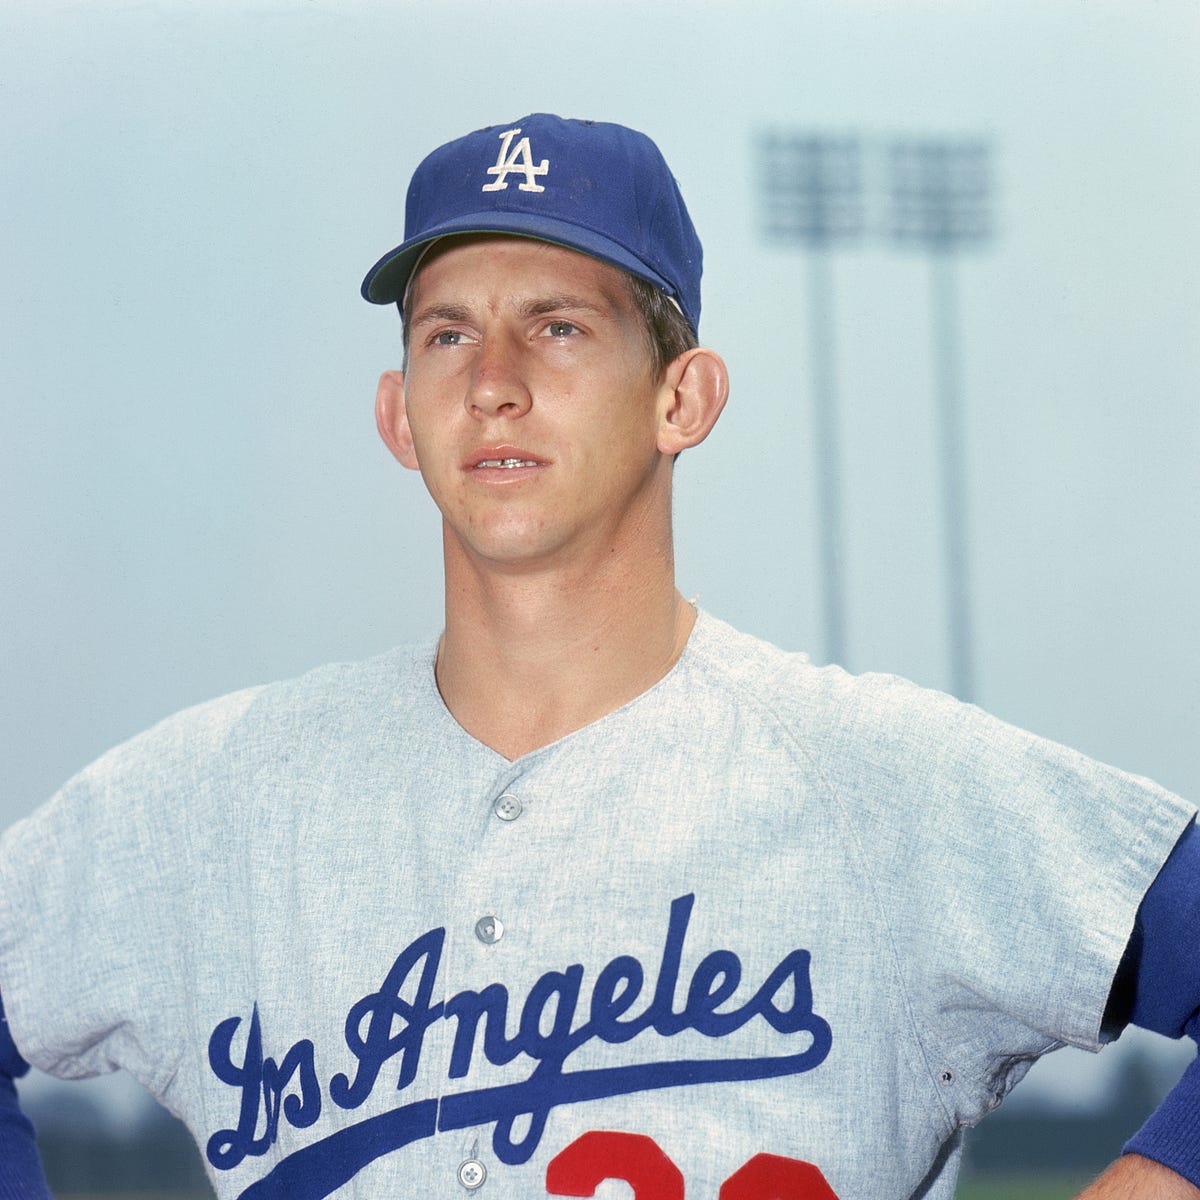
top-left (375, 370), bottom-right (421, 470)
top-left (655, 347), bottom-right (729, 456)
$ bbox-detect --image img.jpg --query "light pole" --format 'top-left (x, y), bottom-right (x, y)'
top-left (886, 139), bottom-right (993, 702)
top-left (758, 133), bottom-right (864, 668)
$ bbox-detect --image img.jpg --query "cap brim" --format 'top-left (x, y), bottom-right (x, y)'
top-left (360, 212), bottom-right (677, 308)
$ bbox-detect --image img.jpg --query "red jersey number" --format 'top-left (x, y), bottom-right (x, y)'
top-left (547, 1132), bottom-right (684, 1200)
top-left (547, 1132), bottom-right (839, 1199)
top-left (720, 1153), bottom-right (840, 1199)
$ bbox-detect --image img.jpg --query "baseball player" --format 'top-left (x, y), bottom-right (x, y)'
top-left (1, 113), bottom-right (1199, 1200)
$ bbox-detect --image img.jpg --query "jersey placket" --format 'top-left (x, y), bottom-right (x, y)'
top-left (437, 760), bottom-right (542, 1193)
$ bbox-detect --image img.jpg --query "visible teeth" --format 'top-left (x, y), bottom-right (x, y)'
top-left (477, 458), bottom-right (537, 469)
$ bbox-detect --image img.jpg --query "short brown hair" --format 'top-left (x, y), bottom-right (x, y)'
top-left (621, 273), bottom-right (699, 381)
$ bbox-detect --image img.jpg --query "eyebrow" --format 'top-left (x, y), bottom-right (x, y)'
top-left (406, 302), bottom-right (473, 331)
top-left (517, 293), bottom-right (613, 319)
top-left (407, 292), bottom-right (617, 331)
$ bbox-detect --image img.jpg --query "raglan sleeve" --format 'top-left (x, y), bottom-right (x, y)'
top-left (0, 687), bottom-right (260, 1097)
top-left (826, 674), bottom-right (1198, 1125)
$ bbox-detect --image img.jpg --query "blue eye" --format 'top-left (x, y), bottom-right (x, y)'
top-left (546, 321), bottom-right (578, 338)
top-left (434, 330), bottom-right (465, 345)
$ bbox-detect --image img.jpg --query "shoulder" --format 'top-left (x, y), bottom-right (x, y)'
top-left (683, 609), bottom-right (964, 753)
top-left (683, 610), bottom-right (1190, 827)
top-left (49, 640), bottom-right (438, 806)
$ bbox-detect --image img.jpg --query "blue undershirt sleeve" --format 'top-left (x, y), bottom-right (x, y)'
top-left (1112, 818), bottom-right (1200, 1185)
top-left (0, 987), bottom-right (53, 1199)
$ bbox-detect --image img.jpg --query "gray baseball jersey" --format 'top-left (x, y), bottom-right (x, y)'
top-left (0, 611), bottom-right (1192, 1199)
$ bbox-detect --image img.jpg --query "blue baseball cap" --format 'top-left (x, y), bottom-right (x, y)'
top-left (360, 114), bottom-right (703, 335)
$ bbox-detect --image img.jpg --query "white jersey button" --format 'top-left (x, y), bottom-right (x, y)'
top-left (457, 1159), bottom-right (487, 1189)
top-left (475, 915), bottom-right (504, 945)
top-left (493, 793), bottom-right (523, 821)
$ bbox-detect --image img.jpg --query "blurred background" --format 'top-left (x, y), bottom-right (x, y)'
top-left (1, 0), bottom-right (1197, 1195)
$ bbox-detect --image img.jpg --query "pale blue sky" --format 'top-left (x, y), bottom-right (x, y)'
top-left (2, 0), bottom-right (1198, 1114)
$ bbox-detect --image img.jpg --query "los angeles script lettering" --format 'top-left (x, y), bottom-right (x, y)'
top-left (205, 894), bottom-right (833, 1197)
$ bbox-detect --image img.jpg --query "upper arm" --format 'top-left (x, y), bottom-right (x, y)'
top-left (1107, 819), bottom-right (1200, 1041)
top-left (0, 987), bottom-right (29, 1082)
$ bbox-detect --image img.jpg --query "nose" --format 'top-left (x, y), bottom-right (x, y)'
top-left (465, 333), bottom-right (532, 421)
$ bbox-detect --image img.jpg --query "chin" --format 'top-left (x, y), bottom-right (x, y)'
top-left (452, 526), bottom-right (566, 570)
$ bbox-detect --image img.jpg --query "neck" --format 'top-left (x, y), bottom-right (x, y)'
top-left (435, 536), bottom-right (695, 760)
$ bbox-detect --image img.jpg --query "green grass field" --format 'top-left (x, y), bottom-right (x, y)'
top-left (957, 1177), bottom-right (1092, 1200)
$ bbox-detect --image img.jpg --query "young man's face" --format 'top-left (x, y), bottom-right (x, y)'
top-left (383, 234), bottom-right (677, 575)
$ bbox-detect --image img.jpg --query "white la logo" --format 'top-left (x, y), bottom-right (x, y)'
top-left (482, 127), bottom-right (549, 193)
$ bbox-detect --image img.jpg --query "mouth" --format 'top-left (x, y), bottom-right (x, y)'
top-left (474, 457), bottom-right (540, 470)
top-left (464, 445), bottom-right (548, 473)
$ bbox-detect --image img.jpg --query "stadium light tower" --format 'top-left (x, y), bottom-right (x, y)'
top-left (758, 133), bottom-right (864, 668)
top-left (886, 139), bottom-right (993, 702)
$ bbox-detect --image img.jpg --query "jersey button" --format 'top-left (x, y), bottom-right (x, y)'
top-left (493, 793), bottom-right (523, 821)
top-left (457, 1159), bottom-right (487, 1189)
top-left (475, 915), bottom-right (504, 945)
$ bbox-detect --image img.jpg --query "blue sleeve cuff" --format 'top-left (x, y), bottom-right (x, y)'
top-left (0, 988), bottom-right (51, 1197)
top-left (0, 1074), bottom-right (52, 1200)
top-left (0, 982), bottom-right (29, 1082)
top-left (1120, 820), bottom-right (1200, 1038)
top-left (1124, 1047), bottom-right (1200, 1187)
